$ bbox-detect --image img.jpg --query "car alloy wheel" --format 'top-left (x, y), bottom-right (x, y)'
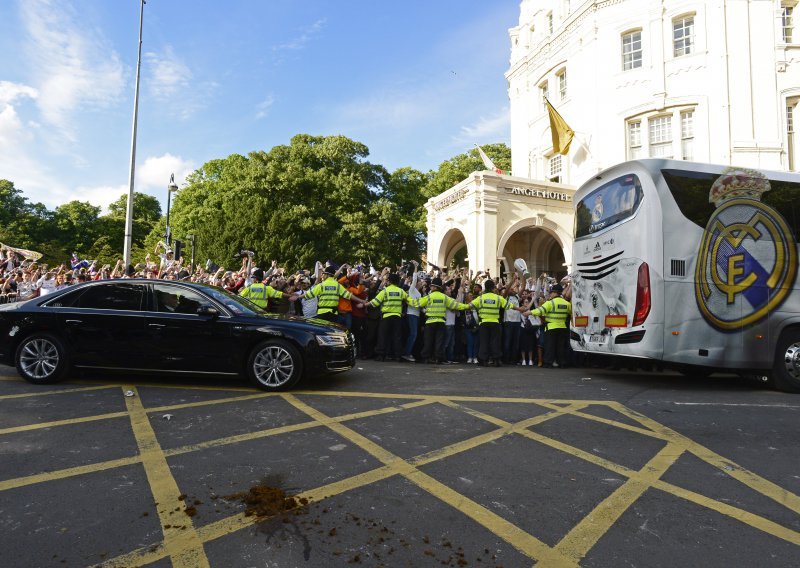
top-left (15, 333), bottom-right (68, 384)
top-left (248, 339), bottom-right (302, 390)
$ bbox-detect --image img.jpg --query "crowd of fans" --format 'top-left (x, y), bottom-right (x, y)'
top-left (0, 242), bottom-right (573, 366)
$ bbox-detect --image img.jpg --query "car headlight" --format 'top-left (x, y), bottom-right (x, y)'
top-left (316, 333), bottom-right (348, 347)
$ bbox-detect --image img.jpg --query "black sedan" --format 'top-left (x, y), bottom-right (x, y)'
top-left (0, 279), bottom-right (355, 391)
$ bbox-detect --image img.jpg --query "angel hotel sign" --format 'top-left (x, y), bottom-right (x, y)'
top-left (502, 186), bottom-right (572, 201)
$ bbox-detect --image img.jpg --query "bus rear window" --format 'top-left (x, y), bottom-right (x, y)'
top-left (575, 174), bottom-right (643, 238)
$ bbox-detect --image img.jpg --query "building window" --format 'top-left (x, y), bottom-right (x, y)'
top-left (627, 121), bottom-right (642, 159)
top-left (681, 111), bottom-right (694, 160)
top-left (649, 115), bottom-right (673, 158)
top-left (783, 5), bottom-right (794, 43)
top-left (558, 70), bottom-right (567, 100)
top-left (673, 16), bottom-right (694, 57)
top-left (622, 31), bottom-right (642, 70)
top-left (540, 81), bottom-right (549, 111)
top-left (547, 12), bottom-right (554, 34)
top-left (548, 154), bottom-right (563, 182)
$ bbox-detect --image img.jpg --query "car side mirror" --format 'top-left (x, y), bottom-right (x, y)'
top-left (197, 306), bottom-right (220, 318)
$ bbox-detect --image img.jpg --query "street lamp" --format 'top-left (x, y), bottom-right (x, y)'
top-left (123, 0), bottom-right (146, 267)
top-left (165, 173), bottom-right (178, 247)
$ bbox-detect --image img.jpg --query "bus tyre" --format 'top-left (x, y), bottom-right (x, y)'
top-left (246, 339), bottom-right (303, 391)
top-left (773, 330), bottom-right (800, 393)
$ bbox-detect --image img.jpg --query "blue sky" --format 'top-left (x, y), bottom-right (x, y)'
top-left (0, 0), bottom-right (517, 213)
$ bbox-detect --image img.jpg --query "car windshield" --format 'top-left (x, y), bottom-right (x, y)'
top-left (204, 287), bottom-right (263, 316)
top-left (575, 173), bottom-right (643, 238)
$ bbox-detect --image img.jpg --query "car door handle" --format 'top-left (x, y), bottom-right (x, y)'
top-left (65, 319), bottom-right (83, 326)
top-left (148, 323), bottom-right (166, 329)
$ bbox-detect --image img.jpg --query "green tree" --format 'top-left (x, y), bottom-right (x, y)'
top-left (107, 192), bottom-right (163, 223)
top-left (423, 143), bottom-right (511, 198)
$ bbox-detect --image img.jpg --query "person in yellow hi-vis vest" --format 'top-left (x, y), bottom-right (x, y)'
top-left (304, 265), bottom-right (365, 323)
top-left (239, 268), bottom-right (297, 311)
top-left (409, 277), bottom-right (469, 364)
top-left (366, 272), bottom-right (411, 361)
top-left (520, 283), bottom-right (571, 368)
top-left (468, 279), bottom-right (508, 366)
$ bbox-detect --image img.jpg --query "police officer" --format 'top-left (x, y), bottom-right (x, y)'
top-left (522, 283), bottom-right (571, 368)
top-left (469, 279), bottom-right (507, 366)
top-left (409, 277), bottom-right (468, 364)
top-left (366, 272), bottom-right (409, 361)
top-left (304, 265), bottom-right (363, 322)
top-left (239, 269), bottom-right (296, 310)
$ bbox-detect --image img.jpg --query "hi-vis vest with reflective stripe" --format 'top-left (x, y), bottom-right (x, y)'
top-left (307, 277), bottom-right (351, 314)
top-left (532, 297), bottom-right (571, 330)
top-left (412, 291), bottom-right (466, 324)
top-left (371, 284), bottom-right (407, 318)
top-left (470, 292), bottom-right (507, 324)
top-left (239, 282), bottom-right (282, 308)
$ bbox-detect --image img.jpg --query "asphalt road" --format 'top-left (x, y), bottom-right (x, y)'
top-left (0, 361), bottom-right (799, 567)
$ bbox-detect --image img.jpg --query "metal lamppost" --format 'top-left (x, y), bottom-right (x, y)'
top-left (165, 173), bottom-right (178, 247)
top-left (123, 0), bottom-right (146, 267)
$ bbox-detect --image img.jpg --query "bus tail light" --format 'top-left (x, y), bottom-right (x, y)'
top-left (633, 261), bottom-right (651, 326)
top-left (574, 315), bottom-right (589, 327)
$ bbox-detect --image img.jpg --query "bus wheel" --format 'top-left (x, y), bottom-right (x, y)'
top-left (773, 330), bottom-right (800, 393)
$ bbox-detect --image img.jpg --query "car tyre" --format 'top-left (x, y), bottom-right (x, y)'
top-left (773, 328), bottom-right (800, 393)
top-left (15, 333), bottom-right (69, 384)
top-left (246, 339), bottom-right (303, 391)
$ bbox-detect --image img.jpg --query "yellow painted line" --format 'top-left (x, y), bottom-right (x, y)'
top-left (653, 478), bottom-right (800, 546)
top-left (281, 393), bottom-right (576, 565)
top-left (610, 402), bottom-right (800, 516)
top-left (100, 465), bottom-right (400, 568)
top-left (124, 386), bottom-right (210, 568)
top-left (0, 455), bottom-right (142, 492)
top-left (0, 398), bottom-right (434, 493)
top-left (0, 384), bottom-right (115, 400)
top-left (550, 444), bottom-right (685, 565)
top-left (146, 392), bottom-right (275, 413)
top-left (0, 411), bottom-right (129, 435)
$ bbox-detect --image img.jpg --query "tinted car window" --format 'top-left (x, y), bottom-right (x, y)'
top-left (575, 174), bottom-right (643, 238)
top-left (205, 287), bottom-right (260, 316)
top-left (153, 284), bottom-right (213, 314)
top-left (43, 288), bottom-right (83, 308)
top-left (76, 283), bottom-right (144, 311)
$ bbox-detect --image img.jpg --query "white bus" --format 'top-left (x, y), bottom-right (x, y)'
top-left (569, 159), bottom-right (800, 392)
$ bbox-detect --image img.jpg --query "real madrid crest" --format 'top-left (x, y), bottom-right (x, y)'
top-left (695, 168), bottom-right (798, 331)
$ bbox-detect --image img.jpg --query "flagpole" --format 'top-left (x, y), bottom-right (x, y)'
top-left (123, 0), bottom-right (145, 268)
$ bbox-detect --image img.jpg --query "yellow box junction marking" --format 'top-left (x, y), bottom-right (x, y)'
top-left (0, 379), bottom-right (797, 567)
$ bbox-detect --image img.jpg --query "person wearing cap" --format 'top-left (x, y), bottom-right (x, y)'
top-left (409, 276), bottom-right (468, 364)
top-left (468, 279), bottom-right (508, 366)
top-left (240, 268), bottom-right (296, 311)
top-left (366, 272), bottom-right (411, 361)
top-left (520, 283), bottom-right (571, 368)
top-left (304, 265), bottom-right (363, 322)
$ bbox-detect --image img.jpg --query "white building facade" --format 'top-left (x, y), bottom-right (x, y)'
top-left (508, 0), bottom-right (800, 183)
top-left (426, 0), bottom-right (800, 277)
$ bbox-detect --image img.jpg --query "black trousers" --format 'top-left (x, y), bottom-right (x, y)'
top-left (478, 322), bottom-right (502, 362)
top-left (421, 322), bottom-right (446, 362)
top-left (544, 327), bottom-right (569, 367)
top-left (376, 315), bottom-right (403, 358)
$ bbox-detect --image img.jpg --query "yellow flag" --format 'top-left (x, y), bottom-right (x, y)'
top-left (546, 99), bottom-right (574, 155)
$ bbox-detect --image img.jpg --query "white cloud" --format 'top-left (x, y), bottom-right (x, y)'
top-left (273, 19), bottom-right (326, 52)
top-left (145, 46), bottom-right (192, 99)
top-left (137, 154), bottom-right (195, 192)
top-left (20, 0), bottom-right (126, 142)
top-left (68, 183), bottom-right (129, 211)
top-left (255, 95), bottom-right (275, 120)
top-left (0, 81), bottom-right (39, 148)
top-left (454, 108), bottom-right (510, 145)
